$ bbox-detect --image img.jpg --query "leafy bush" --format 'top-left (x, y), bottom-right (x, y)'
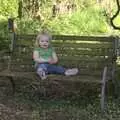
top-left (46, 6), bottom-right (110, 35)
top-left (14, 6), bottom-right (110, 35)
top-left (0, 0), bottom-right (18, 17)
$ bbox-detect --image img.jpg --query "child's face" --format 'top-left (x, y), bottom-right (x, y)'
top-left (39, 35), bottom-right (50, 49)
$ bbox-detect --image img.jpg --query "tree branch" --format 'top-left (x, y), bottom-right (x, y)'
top-left (110, 0), bottom-right (120, 30)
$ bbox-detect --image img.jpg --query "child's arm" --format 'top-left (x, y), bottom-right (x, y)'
top-left (48, 51), bottom-right (58, 64)
top-left (33, 50), bottom-right (48, 63)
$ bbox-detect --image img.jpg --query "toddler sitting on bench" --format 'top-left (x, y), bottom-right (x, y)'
top-left (33, 31), bottom-right (78, 80)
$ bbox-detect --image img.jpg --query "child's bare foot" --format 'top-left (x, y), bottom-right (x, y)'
top-left (65, 68), bottom-right (78, 76)
top-left (37, 68), bottom-right (47, 80)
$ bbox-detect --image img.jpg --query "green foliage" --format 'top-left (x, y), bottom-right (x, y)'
top-left (0, 19), bottom-right (9, 50)
top-left (0, 0), bottom-right (18, 17)
top-left (46, 6), bottom-right (109, 35)
top-left (0, 0), bottom-right (120, 48)
top-left (16, 6), bottom-right (109, 35)
top-left (16, 18), bottom-right (42, 34)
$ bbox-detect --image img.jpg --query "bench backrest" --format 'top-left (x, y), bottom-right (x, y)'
top-left (8, 34), bottom-right (117, 77)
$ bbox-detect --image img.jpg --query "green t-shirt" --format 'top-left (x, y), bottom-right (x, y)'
top-left (34, 47), bottom-right (54, 60)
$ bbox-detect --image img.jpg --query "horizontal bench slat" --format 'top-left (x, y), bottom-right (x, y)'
top-left (17, 43), bottom-right (113, 49)
top-left (5, 67), bottom-right (111, 77)
top-left (12, 50), bottom-right (113, 57)
top-left (16, 34), bottom-right (115, 42)
top-left (7, 63), bottom-right (112, 71)
top-left (0, 71), bottom-right (103, 83)
top-left (9, 56), bottom-right (112, 63)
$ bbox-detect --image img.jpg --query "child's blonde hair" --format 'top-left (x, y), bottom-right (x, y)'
top-left (35, 30), bottom-right (52, 47)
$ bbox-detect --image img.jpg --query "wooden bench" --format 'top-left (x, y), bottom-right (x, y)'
top-left (0, 29), bottom-right (119, 112)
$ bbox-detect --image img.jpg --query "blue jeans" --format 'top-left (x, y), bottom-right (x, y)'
top-left (36, 63), bottom-right (65, 75)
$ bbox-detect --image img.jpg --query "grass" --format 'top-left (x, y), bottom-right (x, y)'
top-left (14, 6), bottom-right (110, 35)
top-left (45, 6), bottom-right (110, 35)
top-left (10, 91), bottom-right (120, 120)
top-left (2, 75), bottom-right (117, 120)
top-left (1, 79), bottom-right (120, 120)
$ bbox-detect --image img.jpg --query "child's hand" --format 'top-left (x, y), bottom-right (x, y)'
top-left (48, 58), bottom-right (55, 64)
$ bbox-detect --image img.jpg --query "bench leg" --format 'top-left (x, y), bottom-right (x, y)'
top-left (101, 66), bottom-right (107, 113)
top-left (7, 76), bottom-right (15, 95)
top-left (111, 62), bottom-right (118, 98)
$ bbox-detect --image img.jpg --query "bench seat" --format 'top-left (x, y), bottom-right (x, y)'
top-left (0, 69), bottom-right (103, 83)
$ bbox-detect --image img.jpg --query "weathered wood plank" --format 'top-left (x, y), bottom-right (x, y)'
top-left (16, 43), bottom-right (113, 49)
top-left (8, 63), bottom-right (112, 72)
top-left (6, 66), bottom-right (111, 77)
top-left (12, 46), bottom-right (113, 57)
top-left (9, 60), bottom-right (112, 67)
top-left (12, 50), bottom-right (113, 57)
top-left (0, 71), bottom-right (102, 83)
top-left (101, 66), bottom-right (107, 112)
top-left (10, 56), bottom-right (113, 63)
top-left (14, 47), bottom-right (113, 54)
top-left (16, 34), bottom-right (115, 42)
